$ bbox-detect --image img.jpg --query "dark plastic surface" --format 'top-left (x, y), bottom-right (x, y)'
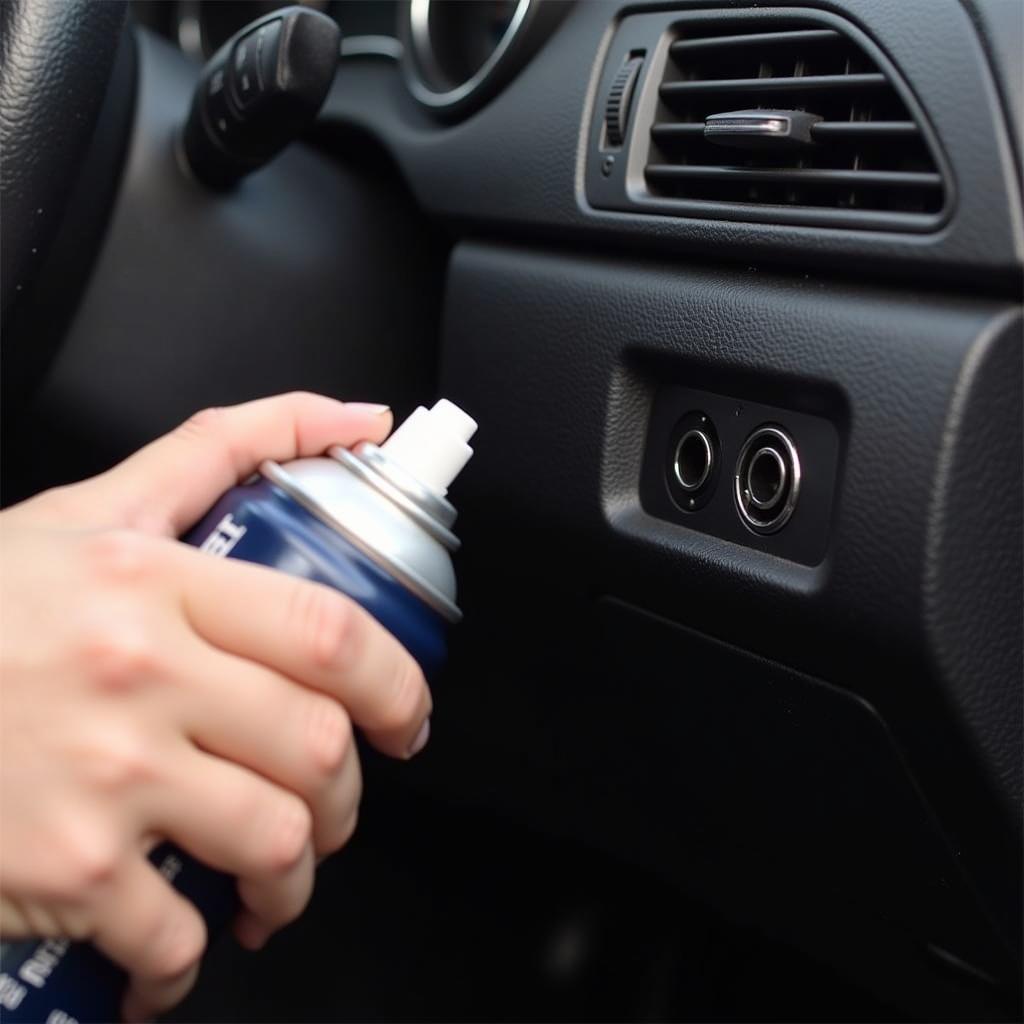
top-left (320, 0), bottom-right (1023, 288)
top-left (436, 242), bottom-right (1021, 993)
top-left (411, 582), bottom-right (1019, 1018)
top-left (397, 0), bottom-right (570, 120)
top-left (173, 780), bottom-right (909, 1023)
top-left (963, 0), bottom-right (1023, 189)
top-left (3, 30), bottom-right (446, 505)
top-left (922, 310), bottom-right (1023, 841)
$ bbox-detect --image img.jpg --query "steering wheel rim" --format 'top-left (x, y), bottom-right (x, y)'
top-left (0, 0), bottom-right (127, 326)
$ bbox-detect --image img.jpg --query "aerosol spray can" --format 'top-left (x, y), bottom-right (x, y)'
top-left (0, 399), bottom-right (477, 1024)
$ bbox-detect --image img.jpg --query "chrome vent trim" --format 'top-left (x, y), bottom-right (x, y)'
top-left (617, 10), bottom-right (953, 231)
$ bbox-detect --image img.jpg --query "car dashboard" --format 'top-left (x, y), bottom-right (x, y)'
top-left (6, 0), bottom-right (1022, 1020)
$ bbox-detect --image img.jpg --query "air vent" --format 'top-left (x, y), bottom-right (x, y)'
top-left (633, 15), bottom-right (949, 229)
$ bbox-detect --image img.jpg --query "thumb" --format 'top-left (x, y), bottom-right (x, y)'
top-left (92, 393), bottom-right (392, 536)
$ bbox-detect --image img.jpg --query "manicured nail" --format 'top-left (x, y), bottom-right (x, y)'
top-left (346, 402), bottom-right (391, 416)
top-left (407, 718), bottom-right (430, 758)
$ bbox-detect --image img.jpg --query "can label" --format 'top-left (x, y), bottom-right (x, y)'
top-left (198, 513), bottom-right (247, 556)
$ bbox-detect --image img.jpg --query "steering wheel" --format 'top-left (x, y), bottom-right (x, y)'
top-left (0, 0), bottom-right (127, 326)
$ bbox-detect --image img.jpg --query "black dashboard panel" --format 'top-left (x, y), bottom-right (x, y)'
top-left (434, 240), bottom-right (1021, 1011)
top-left (319, 0), bottom-right (1023, 288)
top-left (4, 33), bottom-right (447, 502)
top-left (413, 587), bottom-right (1013, 1019)
top-left (964, 0), bottom-right (1023, 185)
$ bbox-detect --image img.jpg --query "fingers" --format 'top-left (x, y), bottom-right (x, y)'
top-left (88, 857), bottom-right (206, 1023)
top-left (174, 546), bottom-right (431, 760)
top-left (177, 639), bottom-right (362, 856)
top-left (94, 393), bottom-right (393, 536)
top-left (151, 743), bottom-right (315, 942)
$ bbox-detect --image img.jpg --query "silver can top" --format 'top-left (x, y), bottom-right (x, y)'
top-left (260, 400), bottom-right (477, 622)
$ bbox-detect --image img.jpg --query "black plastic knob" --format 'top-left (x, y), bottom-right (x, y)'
top-left (183, 6), bottom-right (341, 189)
top-left (604, 55), bottom-right (644, 148)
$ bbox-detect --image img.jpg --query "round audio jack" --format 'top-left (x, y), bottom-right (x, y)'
top-left (666, 411), bottom-right (720, 512)
top-left (734, 426), bottom-right (801, 533)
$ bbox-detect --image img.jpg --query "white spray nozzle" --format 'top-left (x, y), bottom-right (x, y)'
top-left (380, 399), bottom-right (477, 496)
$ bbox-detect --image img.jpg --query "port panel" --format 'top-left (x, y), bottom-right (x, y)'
top-left (641, 385), bottom-right (840, 565)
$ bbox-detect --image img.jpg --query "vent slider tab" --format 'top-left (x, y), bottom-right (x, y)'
top-left (704, 109), bottom-right (822, 150)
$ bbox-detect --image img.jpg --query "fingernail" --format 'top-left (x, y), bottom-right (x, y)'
top-left (407, 718), bottom-right (430, 758)
top-left (346, 402), bottom-right (391, 416)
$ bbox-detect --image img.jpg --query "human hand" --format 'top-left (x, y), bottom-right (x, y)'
top-left (0, 394), bottom-right (432, 1021)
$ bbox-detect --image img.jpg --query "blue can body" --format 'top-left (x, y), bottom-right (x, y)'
top-left (0, 478), bottom-right (448, 1024)
top-left (186, 479), bottom-right (449, 677)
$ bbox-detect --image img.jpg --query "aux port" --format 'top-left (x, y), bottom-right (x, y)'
top-left (666, 412), bottom-right (719, 512)
top-left (673, 428), bottom-right (714, 492)
top-left (734, 426), bottom-right (800, 533)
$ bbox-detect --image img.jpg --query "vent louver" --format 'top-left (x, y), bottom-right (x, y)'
top-left (642, 18), bottom-right (947, 227)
